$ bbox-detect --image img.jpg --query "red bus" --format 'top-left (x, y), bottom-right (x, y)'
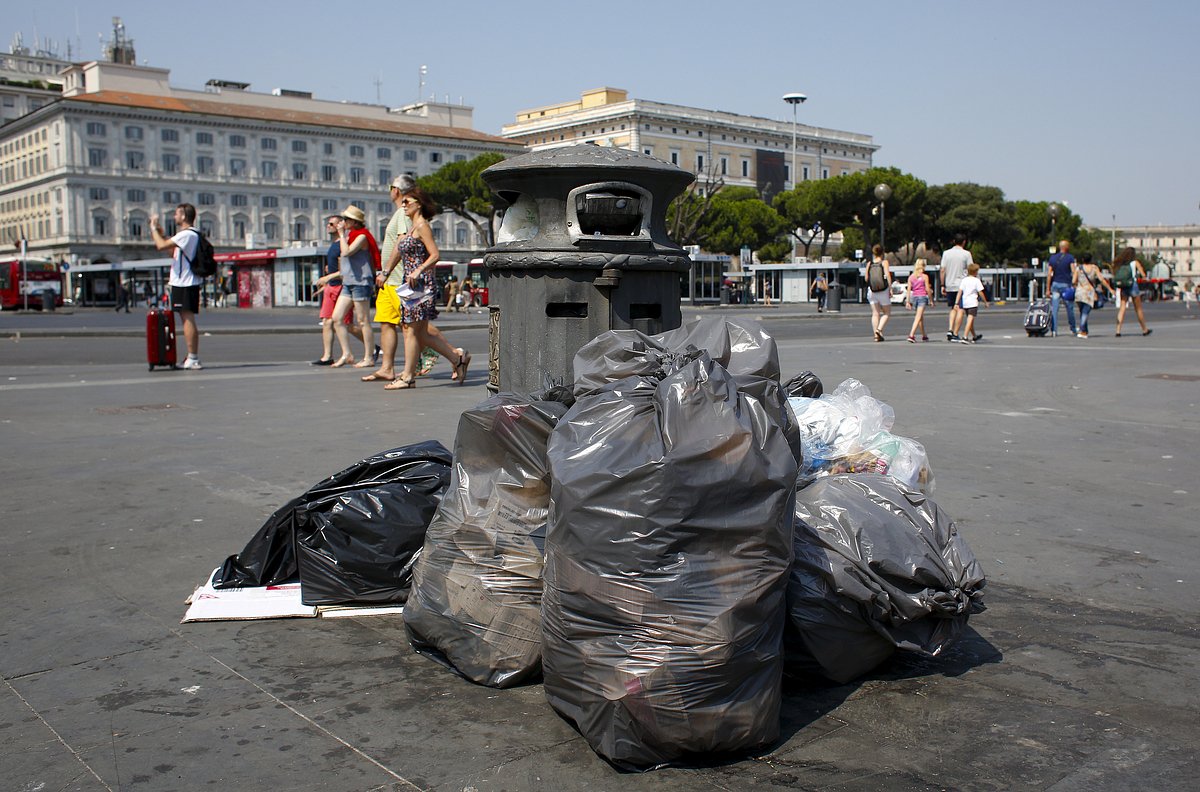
top-left (434, 258), bottom-right (489, 307)
top-left (0, 258), bottom-right (62, 310)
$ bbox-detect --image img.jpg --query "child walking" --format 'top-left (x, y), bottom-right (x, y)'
top-left (956, 263), bottom-right (989, 344)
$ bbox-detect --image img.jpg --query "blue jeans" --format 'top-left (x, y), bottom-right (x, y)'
top-left (1077, 302), bottom-right (1091, 334)
top-left (1050, 282), bottom-right (1076, 333)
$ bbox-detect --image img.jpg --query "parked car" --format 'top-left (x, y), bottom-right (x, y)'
top-left (890, 280), bottom-right (907, 304)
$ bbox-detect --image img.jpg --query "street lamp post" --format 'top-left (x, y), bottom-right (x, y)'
top-left (1111, 213), bottom-right (1116, 262)
top-left (874, 183), bottom-right (892, 251)
top-left (783, 93), bottom-right (806, 189)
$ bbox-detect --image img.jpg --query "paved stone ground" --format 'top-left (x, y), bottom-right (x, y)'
top-left (1, 304), bottom-right (1197, 791)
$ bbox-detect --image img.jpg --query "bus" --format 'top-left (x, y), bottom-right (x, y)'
top-left (433, 258), bottom-right (489, 307)
top-left (0, 258), bottom-right (62, 310)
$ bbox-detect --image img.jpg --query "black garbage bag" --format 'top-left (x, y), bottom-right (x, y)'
top-left (212, 441), bottom-right (451, 598)
top-left (788, 473), bottom-right (986, 684)
top-left (543, 330), bottom-right (799, 770)
top-left (404, 393), bottom-right (569, 688)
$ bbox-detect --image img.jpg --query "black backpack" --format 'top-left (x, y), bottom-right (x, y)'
top-left (184, 229), bottom-right (217, 278)
top-left (867, 260), bottom-right (887, 292)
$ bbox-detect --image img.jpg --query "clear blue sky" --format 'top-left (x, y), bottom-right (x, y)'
top-left (12, 0), bottom-right (1198, 227)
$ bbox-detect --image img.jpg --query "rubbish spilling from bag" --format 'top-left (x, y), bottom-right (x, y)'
top-left (188, 317), bottom-right (985, 771)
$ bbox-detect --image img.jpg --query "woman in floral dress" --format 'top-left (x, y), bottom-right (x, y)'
top-left (381, 186), bottom-right (471, 389)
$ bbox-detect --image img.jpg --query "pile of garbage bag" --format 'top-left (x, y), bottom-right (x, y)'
top-left (212, 441), bottom-right (451, 605)
top-left (201, 317), bottom-right (986, 771)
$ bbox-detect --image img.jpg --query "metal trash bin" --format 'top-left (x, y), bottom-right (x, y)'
top-left (720, 285), bottom-right (731, 305)
top-left (41, 288), bottom-right (57, 311)
top-left (825, 284), bottom-right (841, 313)
top-left (482, 146), bottom-right (694, 394)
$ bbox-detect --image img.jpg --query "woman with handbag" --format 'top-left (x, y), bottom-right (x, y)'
top-left (1112, 247), bottom-right (1152, 337)
top-left (1071, 253), bottom-right (1112, 339)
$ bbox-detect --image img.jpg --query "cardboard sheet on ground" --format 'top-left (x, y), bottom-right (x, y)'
top-left (182, 569), bottom-right (404, 623)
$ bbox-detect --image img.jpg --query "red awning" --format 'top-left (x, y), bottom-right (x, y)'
top-left (215, 249), bottom-right (278, 263)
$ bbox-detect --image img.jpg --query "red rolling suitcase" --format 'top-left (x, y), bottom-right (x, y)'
top-left (147, 308), bottom-right (178, 370)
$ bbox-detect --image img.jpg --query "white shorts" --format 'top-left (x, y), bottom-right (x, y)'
top-left (867, 289), bottom-right (891, 307)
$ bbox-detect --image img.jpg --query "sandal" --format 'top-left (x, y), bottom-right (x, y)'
top-left (329, 355), bottom-right (354, 368)
top-left (383, 375), bottom-right (416, 390)
top-left (360, 371), bottom-right (393, 382)
top-left (454, 349), bottom-right (472, 385)
top-left (353, 358), bottom-right (374, 368)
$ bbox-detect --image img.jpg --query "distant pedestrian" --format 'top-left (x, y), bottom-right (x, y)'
top-left (1072, 253), bottom-right (1113, 338)
top-left (810, 272), bottom-right (828, 312)
top-left (316, 206), bottom-right (379, 368)
top-left (866, 245), bottom-right (892, 341)
top-left (114, 278), bottom-right (131, 313)
top-left (1046, 240), bottom-right (1077, 337)
top-left (362, 176), bottom-right (415, 383)
top-left (150, 203), bottom-right (204, 370)
top-left (460, 280), bottom-right (475, 313)
top-left (311, 215), bottom-right (363, 365)
top-left (1112, 247), bottom-right (1152, 337)
top-left (444, 275), bottom-right (462, 312)
top-left (1181, 279), bottom-right (1195, 312)
top-left (941, 233), bottom-right (972, 341)
top-left (956, 263), bottom-right (989, 344)
top-left (382, 186), bottom-right (471, 390)
top-left (904, 258), bottom-right (932, 342)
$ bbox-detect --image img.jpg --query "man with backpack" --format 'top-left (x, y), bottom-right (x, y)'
top-left (151, 203), bottom-right (205, 370)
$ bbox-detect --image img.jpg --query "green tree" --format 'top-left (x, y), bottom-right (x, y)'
top-left (417, 152), bottom-right (507, 247)
top-left (699, 187), bottom-right (788, 256)
top-left (925, 183), bottom-right (1021, 263)
top-left (1009, 200), bottom-right (1084, 265)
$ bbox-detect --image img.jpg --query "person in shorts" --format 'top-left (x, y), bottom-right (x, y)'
top-left (940, 233), bottom-right (972, 341)
top-left (956, 263), bottom-right (989, 344)
top-left (151, 203), bottom-right (203, 369)
top-left (312, 215), bottom-right (361, 365)
top-left (866, 244), bottom-right (892, 341)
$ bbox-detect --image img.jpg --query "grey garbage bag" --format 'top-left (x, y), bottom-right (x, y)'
top-left (788, 474), bottom-right (986, 684)
top-left (543, 336), bottom-right (799, 770)
top-left (404, 393), bottom-right (569, 688)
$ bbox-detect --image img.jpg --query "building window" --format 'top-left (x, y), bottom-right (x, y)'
top-left (128, 215), bottom-right (146, 238)
top-left (260, 137), bottom-right (277, 150)
top-left (263, 220), bottom-right (278, 240)
top-left (228, 158), bottom-right (246, 176)
top-left (92, 213), bottom-right (109, 235)
top-left (821, 167), bottom-right (829, 179)
top-left (125, 151), bottom-right (145, 170)
top-left (292, 140), bottom-right (308, 153)
top-left (377, 201), bottom-right (392, 214)
top-left (262, 195), bottom-right (278, 208)
top-left (162, 190), bottom-right (181, 204)
top-left (292, 162), bottom-right (307, 180)
top-left (430, 152), bottom-right (442, 164)
top-left (349, 144), bottom-right (364, 158)
top-left (231, 194), bottom-right (248, 207)
top-left (229, 134), bottom-right (246, 148)
top-left (643, 147), bottom-right (652, 156)
top-left (454, 154), bottom-right (467, 162)
top-left (195, 131), bottom-right (214, 146)
top-left (378, 168), bottom-right (392, 185)
top-left (161, 128), bottom-right (179, 143)
top-left (697, 154), bottom-right (705, 171)
top-left (321, 164), bottom-right (336, 182)
top-left (670, 151), bottom-right (679, 165)
top-left (350, 199), bottom-right (365, 210)
top-left (197, 192), bottom-right (216, 205)
top-left (323, 142), bottom-right (334, 155)
top-left (88, 187), bottom-right (109, 200)
top-left (196, 156), bottom-right (214, 174)
top-left (293, 218), bottom-right (309, 239)
top-left (321, 198), bottom-right (338, 211)
top-left (720, 157), bottom-right (728, 176)
top-left (377, 147), bottom-right (391, 160)
top-left (86, 122), bottom-right (107, 136)
top-left (124, 125), bottom-right (143, 140)
top-left (293, 197), bottom-right (309, 209)
top-left (162, 153), bottom-right (181, 172)
top-left (198, 218), bottom-right (215, 236)
top-left (403, 149), bottom-right (417, 162)
top-left (456, 227), bottom-right (468, 245)
top-left (233, 217), bottom-right (247, 238)
top-left (260, 160), bottom-right (277, 179)
top-left (350, 167), bottom-right (365, 184)
top-left (802, 165), bottom-right (809, 181)
top-left (432, 225), bottom-right (444, 244)
top-left (126, 188), bottom-right (146, 202)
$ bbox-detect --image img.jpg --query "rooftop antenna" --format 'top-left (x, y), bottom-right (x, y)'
top-left (373, 71), bottom-right (382, 104)
top-left (417, 64), bottom-right (427, 104)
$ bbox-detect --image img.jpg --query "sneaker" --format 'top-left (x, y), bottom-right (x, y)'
top-left (1050, 330), bottom-right (1057, 337)
top-left (922, 335), bottom-right (929, 342)
top-left (972, 333), bottom-right (984, 342)
top-left (957, 337), bottom-right (974, 344)
top-left (1076, 332), bottom-right (1088, 339)
top-left (948, 334), bottom-right (961, 342)
top-left (182, 357), bottom-right (204, 370)
top-left (906, 335), bottom-right (915, 343)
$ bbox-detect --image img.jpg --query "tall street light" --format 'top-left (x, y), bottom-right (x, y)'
top-left (1111, 214), bottom-right (1116, 262)
top-left (874, 183), bottom-right (892, 251)
top-left (783, 93), bottom-right (806, 189)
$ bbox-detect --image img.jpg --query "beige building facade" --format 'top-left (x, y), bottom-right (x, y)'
top-left (1102, 224), bottom-right (1200, 284)
top-left (502, 88), bottom-right (877, 196)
